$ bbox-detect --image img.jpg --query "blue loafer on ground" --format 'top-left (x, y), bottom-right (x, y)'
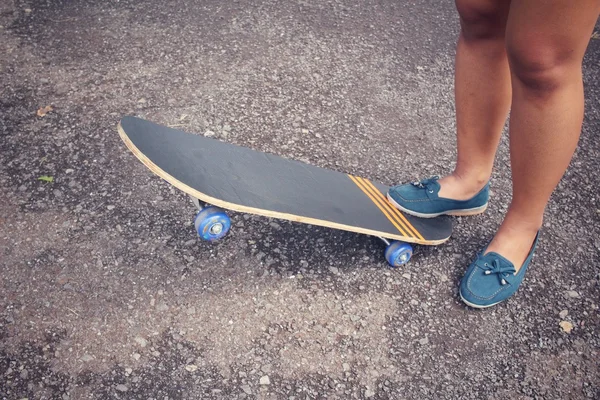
top-left (459, 232), bottom-right (540, 308)
top-left (387, 176), bottom-right (489, 218)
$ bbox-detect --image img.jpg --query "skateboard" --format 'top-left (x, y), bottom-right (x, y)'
top-left (118, 116), bottom-right (453, 267)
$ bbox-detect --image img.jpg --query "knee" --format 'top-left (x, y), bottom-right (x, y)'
top-left (455, 0), bottom-right (507, 41)
top-left (506, 36), bottom-right (579, 93)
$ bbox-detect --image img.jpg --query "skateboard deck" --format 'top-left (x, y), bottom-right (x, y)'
top-left (118, 116), bottom-right (452, 246)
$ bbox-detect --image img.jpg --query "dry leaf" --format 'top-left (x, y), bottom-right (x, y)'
top-left (559, 321), bottom-right (573, 333)
top-left (37, 105), bottom-right (53, 117)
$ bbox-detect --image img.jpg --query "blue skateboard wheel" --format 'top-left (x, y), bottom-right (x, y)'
top-left (194, 206), bottom-right (231, 241)
top-left (384, 241), bottom-right (413, 267)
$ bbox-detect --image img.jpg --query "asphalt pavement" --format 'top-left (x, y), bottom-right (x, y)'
top-left (1, 1), bottom-right (599, 399)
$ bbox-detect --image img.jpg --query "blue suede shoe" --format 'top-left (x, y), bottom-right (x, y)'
top-left (459, 232), bottom-right (540, 308)
top-left (387, 177), bottom-right (489, 218)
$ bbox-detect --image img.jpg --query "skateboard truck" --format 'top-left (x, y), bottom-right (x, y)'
top-left (189, 195), bottom-right (413, 266)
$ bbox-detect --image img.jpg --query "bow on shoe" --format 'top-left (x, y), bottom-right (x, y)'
top-left (411, 176), bottom-right (439, 192)
top-left (478, 258), bottom-right (516, 286)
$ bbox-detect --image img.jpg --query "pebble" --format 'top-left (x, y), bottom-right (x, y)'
top-left (80, 354), bottom-right (94, 362)
top-left (132, 353), bottom-right (141, 360)
top-left (134, 336), bottom-right (147, 347)
top-left (107, 205), bottom-right (115, 210)
top-left (566, 290), bottom-right (580, 299)
top-left (559, 321), bottom-right (573, 333)
top-left (185, 364), bottom-right (198, 372)
top-left (419, 337), bottom-right (429, 345)
top-left (365, 389), bottom-right (375, 398)
top-left (241, 385), bottom-right (252, 394)
top-left (205, 130), bottom-right (216, 137)
top-left (115, 384), bottom-right (128, 392)
top-left (342, 363), bottom-right (350, 372)
top-left (559, 310), bottom-right (569, 319)
top-left (260, 375), bottom-right (271, 385)
top-left (261, 364), bottom-right (272, 373)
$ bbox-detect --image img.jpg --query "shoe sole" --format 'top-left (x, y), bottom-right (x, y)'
top-left (386, 193), bottom-right (488, 219)
top-left (459, 292), bottom-right (503, 309)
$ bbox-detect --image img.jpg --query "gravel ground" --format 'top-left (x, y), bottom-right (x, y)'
top-left (1, 1), bottom-right (599, 399)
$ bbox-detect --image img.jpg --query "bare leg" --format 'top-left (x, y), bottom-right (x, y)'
top-left (484, 0), bottom-right (600, 269)
top-left (438, 0), bottom-right (512, 200)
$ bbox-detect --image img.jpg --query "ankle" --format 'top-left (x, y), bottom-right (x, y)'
top-left (450, 170), bottom-right (489, 191)
top-left (438, 172), bottom-right (489, 200)
top-left (502, 208), bottom-right (543, 233)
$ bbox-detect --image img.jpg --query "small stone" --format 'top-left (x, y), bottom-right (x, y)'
top-left (365, 388), bottom-right (376, 398)
top-left (20, 369), bottom-right (28, 379)
top-left (205, 130), bottom-right (216, 138)
top-left (24, 8), bottom-right (32, 13)
top-left (80, 354), bottom-right (94, 362)
top-left (419, 337), bottom-right (429, 345)
top-left (301, 129), bottom-right (309, 134)
top-left (185, 364), bottom-right (198, 372)
top-left (559, 310), bottom-right (569, 319)
top-left (134, 336), bottom-right (147, 348)
top-left (125, 368), bottom-right (133, 375)
top-left (241, 385), bottom-right (252, 394)
top-left (107, 205), bottom-right (115, 210)
top-left (329, 266), bottom-right (339, 274)
top-left (260, 375), bottom-right (271, 385)
top-left (261, 364), bottom-right (272, 373)
top-left (65, 169), bottom-right (74, 174)
top-left (223, 124), bottom-right (232, 132)
top-left (137, 98), bottom-right (146, 103)
top-left (115, 384), bottom-right (128, 392)
top-left (402, 273), bottom-right (411, 280)
top-left (342, 363), bottom-right (350, 372)
top-left (132, 353), bottom-right (141, 360)
top-left (559, 321), bottom-right (573, 333)
top-left (566, 290), bottom-right (580, 299)
top-left (350, 315), bottom-right (361, 322)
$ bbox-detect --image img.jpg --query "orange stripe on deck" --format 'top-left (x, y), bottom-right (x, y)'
top-left (354, 177), bottom-right (417, 240)
top-left (348, 175), bottom-right (410, 238)
top-left (359, 178), bottom-right (426, 242)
